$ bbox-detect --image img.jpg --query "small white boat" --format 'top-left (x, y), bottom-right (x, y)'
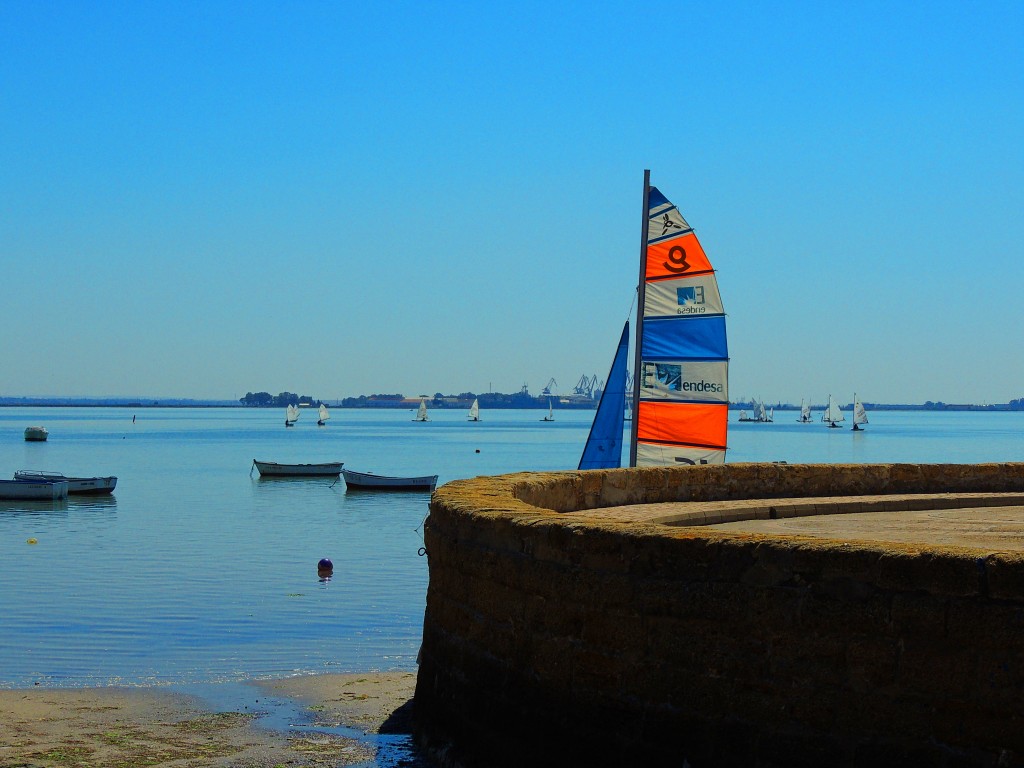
top-left (285, 405), bottom-right (300, 427)
top-left (252, 460), bottom-right (343, 477)
top-left (0, 478), bottom-right (69, 500)
top-left (852, 393), bottom-right (869, 431)
top-left (24, 426), bottom-right (48, 441)
top-left (468, 398), bottom-right (480, 421)
top-left (414, 398), bottom-right (429, 422)
top-left (341, 468), bottom-right (437, 491)
top-left (14, 470), bottom-right (117, 495)
top-left (822, 394), bottom-right (845, 428)
top-left (797, 399), bottom-right (813, 423)
top-left (541, 398), bottom-right (554, 421)
top-left (317, 404), bottom-right (330, 426)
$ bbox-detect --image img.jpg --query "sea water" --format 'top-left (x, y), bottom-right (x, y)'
top-left (0, 406), bottom-right (1022, 689)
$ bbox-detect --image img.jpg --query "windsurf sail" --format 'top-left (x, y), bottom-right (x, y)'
top-left (579, 321), bottom-right (630, 469)
top-left (630, 172), bottom-right (729, 466)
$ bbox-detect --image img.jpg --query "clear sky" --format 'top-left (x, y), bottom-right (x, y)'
top-left (2, 2), bottom-right (1021, 405)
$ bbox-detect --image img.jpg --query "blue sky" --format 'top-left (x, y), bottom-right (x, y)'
top-left (2, 2), bottom-right (1021, 404)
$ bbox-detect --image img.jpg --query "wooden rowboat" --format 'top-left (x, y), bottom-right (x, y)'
top-left (252, 460), bottom-right (343, 477)
top-left (14, 470), bottom-right (117, 495)
top-left (341, 468), bottom-right (437, 492)
top-left (0, 478), bottom-right (69, 500)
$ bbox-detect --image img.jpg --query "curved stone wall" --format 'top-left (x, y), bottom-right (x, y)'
top-left (413, 463), bottom-right (1024, 767)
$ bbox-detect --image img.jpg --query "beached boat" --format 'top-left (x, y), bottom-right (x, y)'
top-left (852, 393), bottom-right (868, 431)
top-left (317, 404), bottom-right (330, 426)
top-left (24, 426), bottom-right (48, 441)
top-left (285, 405), bottom-right (300, 427)
top-left (822, 394), bottom-right (845, 428)
top-left (251, 460), bottom-right (343, 477)
top-left (413, 398), bottom-right (429, 422)
top-left (13, 470), bottom-right (117, 495)
top-left (341, 468), bottom-right (438, 492)
top-left (580, 171), bottom-right (729, 468)
top-left (0, 478), bottom-right (69, 500)
top-left (468, 398), bottom-right (480, 421)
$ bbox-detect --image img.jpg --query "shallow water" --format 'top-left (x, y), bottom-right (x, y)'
top-left (0, 406), bottom-right (1021, 689)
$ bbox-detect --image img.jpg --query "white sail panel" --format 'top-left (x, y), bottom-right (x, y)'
top-left (647, 205), bottom-right (693, 245)
top-left (635, 443), bottom-right (726, 467)
top-left (639, 360), bottom-right (728, 403)
top-left (643, 275), bottom-right (724, 318)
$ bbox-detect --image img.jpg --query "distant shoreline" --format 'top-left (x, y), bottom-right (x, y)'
top-left (1, 400), bottom-right (1020, 412)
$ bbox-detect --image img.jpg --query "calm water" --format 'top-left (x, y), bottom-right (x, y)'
top-left (0, 406), bottom-right (1021, 690)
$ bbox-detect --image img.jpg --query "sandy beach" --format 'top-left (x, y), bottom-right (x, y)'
top-left (0, 672), bottom-right (417, 767)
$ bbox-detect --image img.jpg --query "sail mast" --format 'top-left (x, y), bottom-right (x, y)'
top-left (629, 169), bottom-right (651, 467)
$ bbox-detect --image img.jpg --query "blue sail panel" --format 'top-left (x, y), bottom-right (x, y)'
top-left (641, 315), bottom-right (728, 360)
top-left (579, 321), bottom-right (630, 470)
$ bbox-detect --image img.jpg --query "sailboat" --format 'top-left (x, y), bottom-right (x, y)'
top-left (798, 399), bottom-right (812, 423)
top-left (317, 404), bottom-right (330, 426)
top-left (285, 404), bottom-right (299, 427)
top-left (541, 398), bottom-right (554, 422)
top-left (852, 394), bottom-right (868, 431)
top-left (414, 397), bottom-right (429, 422)
top-left (468, 398), bottom-right (480, 422)
top-left (579, 171), bottom-right (728, 468)
top-left (579, 322), bottom-right (630, 469)
top-left (822, 394), bottom-right (844, 428)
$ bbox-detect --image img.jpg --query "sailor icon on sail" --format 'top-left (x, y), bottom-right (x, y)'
top-left (659, 213), bottom-right (683, 236)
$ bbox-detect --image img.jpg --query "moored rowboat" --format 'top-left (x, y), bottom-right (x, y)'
top-left (24, 426), bottom-right (48, 441)
top-left (341, 468), bottom-right (437, 492)
top-left (252, 460), bottom-right (343, 477)
top-left (0, 478), bottom-right (69, 500)
top-left (14, 470), bottom-right (117, 495)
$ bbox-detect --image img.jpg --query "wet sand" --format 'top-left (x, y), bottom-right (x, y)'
top-left (0, 672), bottom-right (417, 767)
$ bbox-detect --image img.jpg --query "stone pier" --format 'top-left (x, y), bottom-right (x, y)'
top-left (414, 462), bottom-right (1024, 767)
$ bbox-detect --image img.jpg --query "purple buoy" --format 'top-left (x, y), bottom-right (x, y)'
top-left (318, 558), bottom-right (333, 572)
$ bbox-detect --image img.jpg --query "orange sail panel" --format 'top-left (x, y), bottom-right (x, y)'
top-left (633, 182), bottom-right (729, 467)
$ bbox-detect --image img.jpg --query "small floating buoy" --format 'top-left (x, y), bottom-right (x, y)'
top-left (317, 558), bottom-right (333, 573)
top-left (475, 449), bottom-right (480, 453)
top-left (27, 538), bottom-right (37, 545)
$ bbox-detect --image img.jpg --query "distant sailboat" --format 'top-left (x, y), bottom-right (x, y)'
top-left (822, 394), bottom-right (844, 428)
top-left (285, 404), bottom-right (299, 427)
top-left (317, 404), bottom-right (330, 426)
top-left (852, 394), bottom-right (868, 431)
top-left (468, 398), bottom-right (480, 422)
top-left (414, 397), bottom-right (429, 422)
top-left (541, 398), bottom-right (554, 422)
top-left (798, 399), bottom-right (812, 423)
top-left (578, 171), bottom-right (728, 468)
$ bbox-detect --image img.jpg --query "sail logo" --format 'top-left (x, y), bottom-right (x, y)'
top-left (659, 213), bottom-right (683, 236)
top-left (663, 245), bottom-right (690, 273)
top-left (676, 285), bottom-right (706, 314)
top-left (643, 363), bottom-right (723, 394)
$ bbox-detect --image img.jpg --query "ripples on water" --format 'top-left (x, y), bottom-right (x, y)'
top-left (0, 406), bottom-right (1021, 689)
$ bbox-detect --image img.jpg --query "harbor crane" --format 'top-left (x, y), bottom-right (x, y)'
top-left (541, 378), bottom-right (558, 396)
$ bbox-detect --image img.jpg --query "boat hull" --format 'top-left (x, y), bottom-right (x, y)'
top-left (14, 471), bottom-right (116, 495)
top-left (341, 469), bottom-right (437, 491)
top-left (253, 460), bottom-right (343, 477)
top-left (0, 479), bottom-right (69, 500)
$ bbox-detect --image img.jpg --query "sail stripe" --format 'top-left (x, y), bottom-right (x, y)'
top-left (642, 316), bottom-right (728, 360)
top-left (636, 401), bottom-right (728, 448)
top-left (633, 181), bottom-right (728, 468)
